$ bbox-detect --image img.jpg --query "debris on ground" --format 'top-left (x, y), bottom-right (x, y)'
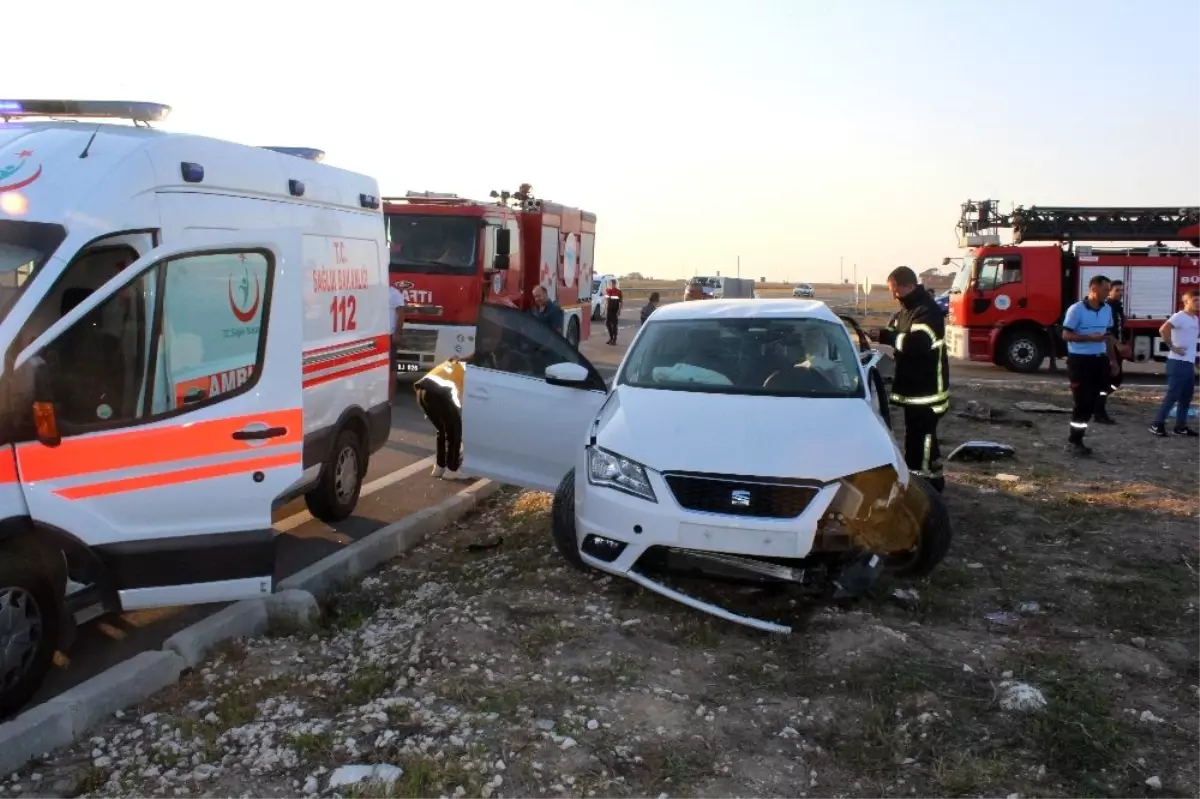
top-left (946, 440), bottom-right (1017, 462)
top-left (5, 384), bottom-right (1196, 798)
top-left (1014, 401), bottom-right (1072, 414)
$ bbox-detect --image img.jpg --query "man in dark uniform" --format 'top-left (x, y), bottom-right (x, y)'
top-left (604, 279), bottom-right (624, 345)
top-left (1095, 279), bottom-right (1126, 424)
top-left (869, 266), bottom-right (950, 492)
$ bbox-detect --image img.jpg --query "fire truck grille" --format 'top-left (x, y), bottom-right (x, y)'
top-left (397, 329), bottom-right (438, 353)
top-left (663, 473), bottom-right (819, 519)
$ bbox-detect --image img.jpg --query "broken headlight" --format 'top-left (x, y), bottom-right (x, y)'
top-left (587, 447), bottom-right (657, 502)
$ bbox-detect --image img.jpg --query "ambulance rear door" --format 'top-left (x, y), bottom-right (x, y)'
top-left (12, 232), bottom-right (304, 611)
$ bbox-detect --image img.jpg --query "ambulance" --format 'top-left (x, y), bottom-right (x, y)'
top-left (0, 100), bottom-right (392, 716)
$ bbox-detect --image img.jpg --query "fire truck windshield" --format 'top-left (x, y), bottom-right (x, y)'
top-left (949, 257), bottom-right (974, 294)
top-left (386, 214), bottom-right (478, 276)
top-left (0, 219), bottom-right (68, 318)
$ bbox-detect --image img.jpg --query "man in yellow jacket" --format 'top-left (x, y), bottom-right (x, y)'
top-left (413, 358), bottom-right (470, 480)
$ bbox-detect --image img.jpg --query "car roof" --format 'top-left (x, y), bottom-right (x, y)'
top-left (651, 298), bottom-right (841, 324)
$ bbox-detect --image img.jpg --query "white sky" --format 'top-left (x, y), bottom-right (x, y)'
top-left (9, 0), bottom-right (1200, 283)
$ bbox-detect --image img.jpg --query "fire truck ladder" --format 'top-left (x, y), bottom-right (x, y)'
top-left (959, 199), bottom-right (1200, 245)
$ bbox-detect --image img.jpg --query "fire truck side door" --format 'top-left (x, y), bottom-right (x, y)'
top-left (462, 303), bottom-right (608, 492)
top-left (971, 254), bottom-right (1026, 317)
top-left (12, 233), bottom-right (304, 611)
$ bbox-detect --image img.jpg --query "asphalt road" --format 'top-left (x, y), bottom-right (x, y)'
top-left (26, 302), bottom-right (1171, 709)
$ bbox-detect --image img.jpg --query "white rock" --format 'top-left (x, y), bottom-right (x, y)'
top-left (1145, 776), bottom-right (1162, 790)
top-left (93, 756), bottom-right (112, 768)
top-left (560, 737), bottom-right (578, 750)
top-left (995, 474), bottom-right (1020, 482)
top-left (1140, 710), bottom-right (1165, 724)
top-left (494, 759), bottom-right (506, 772)
top-left (587, 719), bottom-right (600, 730)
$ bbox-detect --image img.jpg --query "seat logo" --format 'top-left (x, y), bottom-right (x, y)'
top-left (731, 489), bottom-right (751, 507)
top-left (0, 149), bottom-right (43, 193)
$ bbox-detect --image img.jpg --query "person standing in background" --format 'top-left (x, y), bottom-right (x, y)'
top-left (640, 291), bottom-right (661, 324)
top-left (530, 285), bottom-right (564, 334)
top-left (1095, 279), bottom-right (1126, 424)
top-left (1060, 275), bottom-right (1119, 456)
top-left (1149, 289), bottom-right (1199, 437)
top-left (605, 279), bottom-right (624, 345)
top-left (684, 282), bottom-right (706, 302)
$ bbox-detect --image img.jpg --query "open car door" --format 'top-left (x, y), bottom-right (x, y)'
top-left (840, 313), bottom-right (891, 429)
top-left (12, 234), bottom-right (303, 611)
top-left (462, 303), bottom-right (609, 493)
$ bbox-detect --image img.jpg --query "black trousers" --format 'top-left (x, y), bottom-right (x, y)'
top-left (415, 386), bottom-right (462, 470)
top-left (902, 405), bottom-right (944, 481)
top-left (605, 301), bottom-right (620, 341)
top-left (1067, 353), bottom-right (1108, 442)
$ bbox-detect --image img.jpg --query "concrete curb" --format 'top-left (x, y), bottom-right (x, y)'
top-left (0, 478), bottom-right (504, 778)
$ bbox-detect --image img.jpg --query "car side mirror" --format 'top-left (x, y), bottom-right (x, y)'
top-left (545, 361), bottom-right (590, 387)
top-left (494, 228), bottom-right (511, 271)
top-left (18, 355), bottom-right (61, 447)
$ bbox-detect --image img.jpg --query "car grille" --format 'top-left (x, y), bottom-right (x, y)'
top-left (397, 329), bottom-right (438, 353)
top-left (663, 473), bottom-right (819, 519)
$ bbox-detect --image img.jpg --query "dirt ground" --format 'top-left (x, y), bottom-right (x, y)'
top-left (6, 384), bottom-right (1197, 799)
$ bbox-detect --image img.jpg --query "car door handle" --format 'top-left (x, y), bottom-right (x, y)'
top-left (232, 426), bottom-right (288, 441)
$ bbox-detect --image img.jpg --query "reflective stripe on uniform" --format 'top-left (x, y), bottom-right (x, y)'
top-left (890, 389), bottom-right (951, 406)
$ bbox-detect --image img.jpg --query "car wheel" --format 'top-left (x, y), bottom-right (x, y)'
top-left (884, 476), bottom-right (952, 579)
top-left (0, 553), bottom-right (62, 720)
top-left (1000, 329), bottom-right (1044, 374)
top-left (551, 469), bottom-right (587, 570)
top-left (565, 317), bottom-right (581, 349)
top-left (304, 428), bottom-right (366, 523)
top-left (868, 368), bottom-right (891, 429)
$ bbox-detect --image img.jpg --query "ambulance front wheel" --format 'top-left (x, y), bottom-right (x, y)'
top-left (0, 553), bottom-right (62, 719)
top-left (305, 428), bottom-right (366, 523)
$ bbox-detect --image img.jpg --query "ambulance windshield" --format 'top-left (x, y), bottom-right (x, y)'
top-left (0, 220), bottom-right (67, 316)
top-left (386, 214), bottom-right (478, 276)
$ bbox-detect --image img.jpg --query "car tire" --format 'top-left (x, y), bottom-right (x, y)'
top-left (591, 304), bottom-right (601, 321)
top-left (999, 329), bottom-right (1044, 374)
top-left (885, 476), bottom-right (952, 579)
top-left (869, 368), bottom-right (891, 429)
top-left (565, 317), bottom-right (581, 349)
top-left (304, 427), bottom-right (366, 523)
top-left (0, 553), bottom-right (62, 720)
top-left (551, 469), bottom-right (587, 571)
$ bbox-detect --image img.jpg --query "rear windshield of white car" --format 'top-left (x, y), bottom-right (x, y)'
top-left (617, 317), bottom-right (865, 398)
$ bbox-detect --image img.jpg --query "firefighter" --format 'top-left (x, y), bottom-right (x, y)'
top-left (604, 279), bottom-right (624, 345)
top-left (869, 266), bottom-right (950, 492)
top-left (1060, 274), bottom-right (1120, 456)
top-left (1095, 279), bottom-right (1126, 424)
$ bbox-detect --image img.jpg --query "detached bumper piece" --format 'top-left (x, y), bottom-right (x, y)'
top-left (626, 567), bottom-right (793, 635)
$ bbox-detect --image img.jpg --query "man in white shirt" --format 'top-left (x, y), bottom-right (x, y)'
top-left (388, 284), bottom-right (406, 400)
top-left (1150, 289), bottom-right (1199, 437)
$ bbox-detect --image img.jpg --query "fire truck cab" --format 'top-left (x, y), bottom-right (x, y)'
top-left (946, 200), bottom-right (1200, 373)
top-left (385, 186), bottom-right (596, 375)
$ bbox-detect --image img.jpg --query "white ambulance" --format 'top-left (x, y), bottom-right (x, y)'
top-left (0, 100), bottom-right (392, 716)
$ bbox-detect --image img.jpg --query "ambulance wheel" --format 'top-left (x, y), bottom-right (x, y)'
top-left (565, 318), bottom-right (581, 349)
top-left (868, 368), bottom-right (891, 429)
top-left (305, 428), bottom-right (365, 523)
top-left (551, 469), bottom-right (586, 571)
top-left (884, 476), bottom-right (953, 579)
top-left (0, 553), bottom-right (61, 720)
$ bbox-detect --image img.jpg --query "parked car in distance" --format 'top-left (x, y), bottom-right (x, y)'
top-left (793, 283), bottom-right (814, 298)
top-left (935, 290), bottom-right (950, 316)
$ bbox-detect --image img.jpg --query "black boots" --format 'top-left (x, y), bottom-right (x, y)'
top-left (1094, 395), bottom-right (1115, 425)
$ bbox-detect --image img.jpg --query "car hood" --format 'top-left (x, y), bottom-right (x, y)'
top-left (595, 386), bottom-right (905, 484)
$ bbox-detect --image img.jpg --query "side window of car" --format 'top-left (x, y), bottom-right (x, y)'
top-left (37, 250), bottom-right (272, 433)
top-left (474, 302), bottom-right (606, 390)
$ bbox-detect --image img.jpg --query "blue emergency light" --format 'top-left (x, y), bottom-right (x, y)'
top-left (260, 147), bottom-right (326, 162)
top-left (0, 100), bottom-right (171, 123)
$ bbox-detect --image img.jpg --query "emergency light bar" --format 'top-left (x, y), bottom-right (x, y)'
top-left (260, 147), bottom-right (326, 162)
top-left (0, 99), bottom-right (171, 124)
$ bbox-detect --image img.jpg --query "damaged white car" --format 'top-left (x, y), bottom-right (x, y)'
top-left (461, 299), bottom-right (952, 633)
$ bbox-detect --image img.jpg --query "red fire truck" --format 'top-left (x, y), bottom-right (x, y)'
top-left (946, 200), bottom-right (1200, 373)
top-left (384, 185), bottom-right (596, 375)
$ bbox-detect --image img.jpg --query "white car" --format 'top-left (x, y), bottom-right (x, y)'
top-left (460, 299), bottom-right (951, 633)
top-left (590, 274), bottom-right (617, 320)
top-left (793, 283), bottom-right (815, 298)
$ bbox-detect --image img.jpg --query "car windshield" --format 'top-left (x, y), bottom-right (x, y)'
top-left (386, 214), bottom-right (478, 276)
top-left (592, 279), bottom-right (601, 294)
top-left (0, 220), bottom-right (68, 319)
top-left (949, 258), bottom-right (973, 294)
top-left (617, 317), bottom-right (864, 398)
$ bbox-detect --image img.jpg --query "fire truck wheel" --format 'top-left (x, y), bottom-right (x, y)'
top-left (305, 428), bottom-right (365, 523)
top-left (0, 552), bottom-right (62, 720)
top-left (551, 469), bottom-right (586, 570)
top-left (868, 368), bottom-right (891, 429)
top-left (565, 317), bottom-right (581, 349)
top-left (1000, 329), bottom-right (1045, 374)
top-left (884, 476), bottom-right (953, 579)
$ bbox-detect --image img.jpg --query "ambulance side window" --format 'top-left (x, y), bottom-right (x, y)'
top-left (150, 252), bottom-right (270, 414)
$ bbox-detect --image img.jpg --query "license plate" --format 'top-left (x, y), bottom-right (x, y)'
top-left (397, 362), bottom-right (421, 373)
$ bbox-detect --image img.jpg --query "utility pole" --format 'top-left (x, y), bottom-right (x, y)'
top-left (737, 255), bottom-right (741, 279)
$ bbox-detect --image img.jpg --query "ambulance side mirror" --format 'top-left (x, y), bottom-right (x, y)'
top-left (20, 355), bottom-right (61, 448)
top-left (493, 228), bottom-right (511, 271)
